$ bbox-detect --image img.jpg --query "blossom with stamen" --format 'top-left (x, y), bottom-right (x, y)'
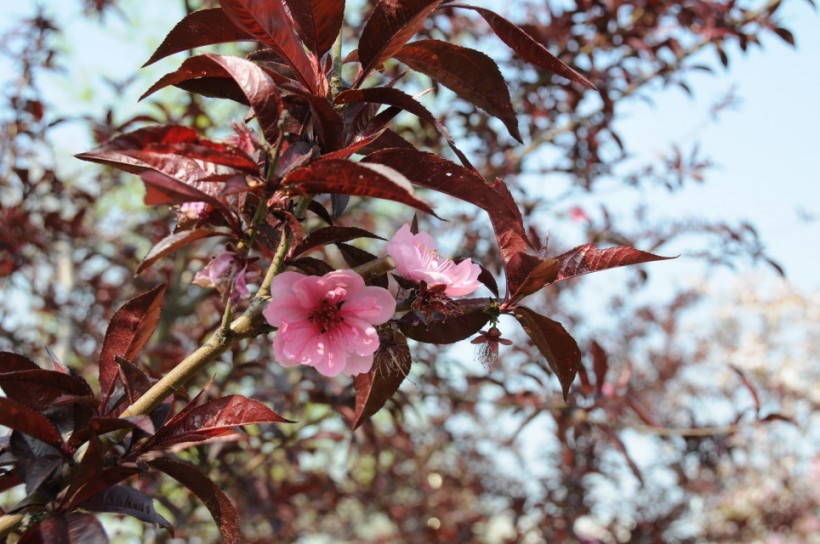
top-left (263, 270), bottom-right (396, 377)
top-left (387, 224), bottom-right (482, 297)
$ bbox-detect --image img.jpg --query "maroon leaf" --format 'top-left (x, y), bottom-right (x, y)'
top-left (68, 416), bottom-right (154, 450)
top-left (98, 284), bottom-right (167, 413)
top-left (363, 148), bottom-right (529, 262)
top-left (143, 8), bottom-right (252, 67)
top-left (336, 244), bottom-right (387, 288)
top-left (10, 431), bottom-right (63, 494)
top-left (395, 40), bottom-right (521, 141)
top-left (79, 485), bottom-right (172, 532)
top-left (291, 226), bottom-right (384, 258)
top-left (148, 458), bottom-right (240, 544)
top-left (760, 413), bottom-right (797, 425)
top-left (0, 351), bottom-right (40, 372)
top-left (283, 159), bottom-right (437, 215)
top-left (450, 5), bottom-right (596, 89)
top-left (166, 142), bottom-right (259, 172)
top-left (514, 307), bottom-right (581, 400)
top-left (220, 0), bottom-right (318, 91)
top-left (0, 398), bottom-right (63, 449)
top-left (114, 357), bottom-right (154, 409)
top-left (336, 87), bottom-right (474, 169)
top-left (145, 395), bottom-right (290, 451)
top-left (141, 54), bottom-right (283, 143)
top-left (283, 0), bottom-right (345, 57)
top-left (356, 0), bottom-right (444, 84)
top-left (18, 513), bottom-right (108, 544)
top-left (590, 340), bottom-right (609, 395)
top-left (352, 329), bottom-right (411, 429)
top-left (552, 244), bottom-right (674, 284)
top-left (504, 253), bottom-right (559, 304)
top-left (77, 142), bottom-right (236, 220)
top-left (61, 433), bottom-right (104, 509)
top-left (137, 229), bottom-right (223, 274)
top-left (0, 369), bottom-right (94, 412)
top-left (399, 310), bottom-right (490, 344)
top-left (0, 468), bottom-right (22, 493)
top-left (285, 86), bottom-right (345, 151)
top-left (63, 466), bottom-right (140, 512)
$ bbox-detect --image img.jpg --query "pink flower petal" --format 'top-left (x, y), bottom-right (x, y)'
top-left (345, 353), bottom-right (375, 376)
top-left (341, 286), bottom-right (396, 324)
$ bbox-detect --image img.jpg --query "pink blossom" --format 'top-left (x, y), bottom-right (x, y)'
top-left (263, 270), bottom-right (396, 377)
top-left (387, 224), bottom-right (482, 297)
top-left (193, 252), bottom-right (250, 302)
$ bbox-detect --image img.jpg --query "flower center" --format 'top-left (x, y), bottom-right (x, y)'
top-left (311, 299), bottom-right (344, 333)
top-left (417, 243), bottom-right (455, 273)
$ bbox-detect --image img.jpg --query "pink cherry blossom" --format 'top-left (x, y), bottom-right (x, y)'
top-left (193, 252), bottom-right (250, 302)
top-left (263, 270), bottom-right (396, 377)
top-left (387, 223), bottom-right (482, 297)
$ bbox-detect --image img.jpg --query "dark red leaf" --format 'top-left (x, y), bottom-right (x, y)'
top-left (356, 0), bottom-right (444, 84)
top-left (759, 413), bottom-right (797, 425)
top-left (590, 340), bottom-right (609, 395)
top-left (283, 0), bottom-right (345, 57)
top-left (504, 253), bottom-right (559, 304)
top-left (450, 5), bottom-right (596, 89)
top-left (552, 244), bottom-right (674, 284)
top-left (114, 357), bottom-right (154, 409)
top-left (399, 310), bottom-right (490, 344)
top-left (98, 284), bottom-right (167, 413)
top-left (352, 328), bottom-right (411, 429)
top-left (11, 433), bottom-right (63, 495)
top-left (79, 485), bottom-right (172, 532)
top-left (336, 87), bottom-right (474, 170)
top-left (395, 39), bottom-right (521, 141)
top-left (61, 433), bottom-right (104, 509)
top-left (143, 8), bottom-right (252, 67)
top-left (0, 398), bottom-right (63, 449)
top-left (0, 351), bottom-right (39, 372)
top-left (63, 466), bottom-right (140, 512)
top-left (141, 54), bottom-right (284, 143)
top-left (220, 0), bottom-right (318, 91)
top-left (283, 159), bottom-right (437, 215)
top-left (476, 265), bottom-right (499, 298)
top-left (68, 416), bottom-right (154, 450)
top-left (76, 141), bottom-right (236, 220)
top-left (148, 458), bottom-right (240, 544)
top-left (137, 229), bottom-right (223, 274)
top-left (285, 86), bottom-right (345, 151)
top-left (291, 226), bottom-right (384, 258)
top-left (363, 148), bottom-right (529, 262)
top-left (774, 27), bottom-right (796, 46)
top-left (145, 395), bottom-right (290, 450)
top-left (18, 513), bottom-right (108, 544)
top-left (0, 369), bottom-right (94, 412)
top-left (288, 257), bottom-right (335, 276)
top-left (514, 307), bottom-right (581, 400)
top-left (166, 142), bottom-right (259, 172)
top-left (0, 468), bottom-right (22, 493)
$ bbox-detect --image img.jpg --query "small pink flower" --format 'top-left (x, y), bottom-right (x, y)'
top-left (193, 252), bottom-right (250, 302)
top-left (387, 224), bottom-right (482, 297)
top-left (263, 270), bottom-right (396, 377)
